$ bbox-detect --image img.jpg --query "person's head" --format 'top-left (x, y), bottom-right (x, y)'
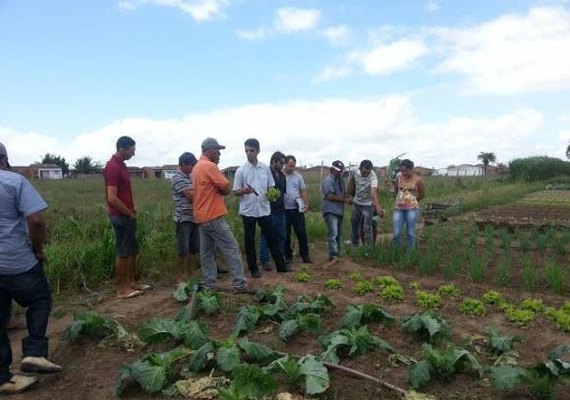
top-left (178, 152), bottom-right (197, 175)
top-left (116, 136), bottom-right (136, 161)
top-left (0, 142), bottom-right (9, 170)
top-left (399, 159), bottom-right (414, 177)
top-left (285, 155), bottom-right (297, 173)
top-left (330, 160), bottom-right (345, 178)
top-left (359, 159), bottom-right (373, 177)
top-left (201, 137), bottom-right (226, 164)
top-left (270, 151), bottom-right (286, 172)
top-left (244, 138), bottom-right (260, 163)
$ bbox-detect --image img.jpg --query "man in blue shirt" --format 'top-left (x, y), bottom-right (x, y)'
top-left (321, 160), bottom-right (349, 261)
top-left (0, 143), bottom-right (62, 395)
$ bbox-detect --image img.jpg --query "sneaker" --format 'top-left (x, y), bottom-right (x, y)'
top-left (250, 269), bottom-right (262, 278)
top-left (21, 357), bottom-right (62, 374)
top-left (0, 375), bottom-right (38, 394)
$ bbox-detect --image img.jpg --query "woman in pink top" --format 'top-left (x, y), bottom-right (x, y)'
top-left (393, 159), bottom-right (425, 250)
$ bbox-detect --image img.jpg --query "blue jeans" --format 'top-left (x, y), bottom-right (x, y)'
top-left (324, 213), bottom-right (343, 260)
top-left (392, 208), bottom-right (420, 249)
top-left (351, 203), bottom-right (374, 246)
top-left (260, 212), bottom-right (286, 266)
top-left (199, 218), bottom-right (247, 290)
top-left (1, 263), bottom-right (53, 384)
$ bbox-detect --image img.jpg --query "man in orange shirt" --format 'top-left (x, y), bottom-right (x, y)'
top-left (192, 138), bottom-right (249, 292)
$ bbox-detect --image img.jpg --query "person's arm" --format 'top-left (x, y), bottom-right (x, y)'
top-left (27, 211), bottom-right (47, 264)
top-left (107, 186), bottom-right (136, 218)
top-left (232, 167), bottom-right (254, 197)
top-left (299, 176), bottom-right (309, 211)
top-left (417, 177), bottom-right (425, 202)
top-left (173, 175), bottom-right (194, 202)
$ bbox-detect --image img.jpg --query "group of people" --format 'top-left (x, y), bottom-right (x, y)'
top-left (0, 135), bottom-right (425, 394)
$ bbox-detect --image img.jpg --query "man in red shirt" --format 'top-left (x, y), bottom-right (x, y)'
top-left (104, 136), bottom-right (150, 299)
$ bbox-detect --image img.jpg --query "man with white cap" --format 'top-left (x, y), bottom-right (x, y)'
top-left (0, 143), bottom-right (62, 394)
top-left (192, 138), bottom-right (250, 293)
top-left (321, 160), bottom-right (350, 261)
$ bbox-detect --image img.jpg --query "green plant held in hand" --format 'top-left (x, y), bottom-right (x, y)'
top-left (437, 283), bottom-right (461, 298)
top-left (353, 280), bottom-right (373, 295)
top-left (460, 298), bottom-right (486, 316)
top-left (415, 291), bottom-right (441, 310)
top-left (324, 279), bottom-right (343, 289)
top-left (381, 284), bottom-right (405, 303)
top-left (265, 187), bottom-right (281, 202)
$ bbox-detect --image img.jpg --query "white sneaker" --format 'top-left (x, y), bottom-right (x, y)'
top-left (0, 374), bottom-right (38, 394)
top-left (21, 356), bottom-right (62, 374)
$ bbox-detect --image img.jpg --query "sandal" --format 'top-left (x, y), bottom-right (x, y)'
top-left (117, 290), bottom-right (144, 299)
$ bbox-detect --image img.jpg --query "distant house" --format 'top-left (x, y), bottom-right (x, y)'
top-left (143, 165), bottom-right (178, 179)
top-left (23, 164), bottom-right (63, 180)
top-left (10, 166), bottom-right (34, 180)
top-left (434, 164), bottom-right (483, 177)
top-left (222, 166), bottom-right (239, 180)
top-left (127, 166), bottom-right (144, 179)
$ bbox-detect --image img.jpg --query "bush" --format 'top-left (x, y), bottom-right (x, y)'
top-left (508, 156), bottom-right (570, 182)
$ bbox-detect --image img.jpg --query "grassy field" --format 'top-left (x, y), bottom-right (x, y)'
top-left (32, 174), bottom-right (546, 295)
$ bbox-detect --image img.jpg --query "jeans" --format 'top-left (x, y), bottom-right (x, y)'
top-left (242, 215), bottom-right (286, 272)
top-left (392, 208), bottom-right (420, 249)
top-left (199, 218), bottom-right (247, 290)
top-left (260, 212), bottom-right (286, 267)
top-left (324, 213), bottom-right (343, 260)
top-left (285, 209), bottom-right (310, 261)
top-left (0, 263), bottom-right (52, 385)
top-left (351, 203), bottom-right (374, 246)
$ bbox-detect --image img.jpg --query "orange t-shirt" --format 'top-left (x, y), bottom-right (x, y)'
top-left (191, 156), bottom-right (229, 223)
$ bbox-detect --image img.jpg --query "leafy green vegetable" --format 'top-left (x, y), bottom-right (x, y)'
top-left (266, 187), bottom-right (281, 202)
top-left (180, 320), bottom-right (209, 349)
top-left (63, 311), bottom-right (116, 341)
top-left (380, 284), bottom-right (405, 302)
top-left (197, 291), bottom-right (221, 315)
top-left (216, 337), bottom-right (241, 372)
top-left (460, 298), bottom-right (486, 316)
top-left (486, 326), bottom-right (521, 354)
top-left (437, 284), bottom-right (461, 298)
top-left (489, 365), bottom-right (526, 391)
top-left (233, 305), bottom-right (263, 335)
top-left (265, 355), bottom-right (329, 395)
top-left (402, 312), bottom-right (451, 343)
top-left (415, 291), bottom-right (441, 309)
top-left (319, 326), bottom-right (392, 364)
top-left (139, 318), bottom-right (180, 344)
top-left (481, 290), bottom-right (503, 305)
top-left (238, 338), bottom-right (276, 363)
top-left (408, 360), bottom-right (431, 389)
top-left (278, 313), bottom-right (321, 342)
top-left (339, 304), bottom-right (395, 329)
top-left (519, 298), bottom-right (544, 313)
top-left (353, 280), bottom-right (373, 295)
top-left (324, 279), bottom-right (343, 289)
top-left (373, 275), bottom-right (401, 288)
top-left (173, 282), bottom-right (190, 302)
top-left (220, 364), bottom-right (278, 400)
top-left (189, 342), bottom-right (215, 372)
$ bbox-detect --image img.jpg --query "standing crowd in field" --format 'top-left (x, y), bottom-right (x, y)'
top-left (0, 137), bottom-right (424, 394)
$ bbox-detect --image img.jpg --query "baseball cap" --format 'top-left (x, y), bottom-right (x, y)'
top-left (331, 160), bottom-right (345, 172)
top-left (0, 143), bottom-right (7, 158)
top-left (179, 152), bottom-right (197, 165)
top-left (201, 137), bottom-right (226, 151)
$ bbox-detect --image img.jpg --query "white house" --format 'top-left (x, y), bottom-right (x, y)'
top-left (33, 164), bottom-right (63, 180)
top-left (435, 164), bottom-right (484, 177)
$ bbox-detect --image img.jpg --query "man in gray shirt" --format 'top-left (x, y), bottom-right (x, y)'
top-left (348, 159), bottom-right (383, 247)
top-left (0, 143), bottom-right (62, 395)
top-left (321, 160), bottom-right (349, 261)
top-left (284, 155), bottom-right (313, 263)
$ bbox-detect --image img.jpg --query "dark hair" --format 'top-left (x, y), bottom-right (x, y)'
top-left (244, 138), bottom-right (260, 151)
top-left (359, 159), bottom-right (373, 170)
top-left (400, 159), bottom-right (414, 169)
top-left (116, 136), bottom-right (136, 151)
top-left (270, 151), bottom-right (286, 164)
top-left (285, 155), bottom-right (296, 163)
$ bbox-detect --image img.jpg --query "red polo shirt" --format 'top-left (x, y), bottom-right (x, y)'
top-left (104, 154), bottom-right (134, 216)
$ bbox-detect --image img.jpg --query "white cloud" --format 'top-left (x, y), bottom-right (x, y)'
top-left (274, 7), bottom-right (321, 33)
top-left (426, 1), bottom-right (440, 13)
top-left (235, 27), bottom-right (267, 41)
top-left (354, 39), bottom-right (429, 75)
top-left (118, 0), bottom-right (229, 21)
top-left (433, 7), bottom-right (570, 94)
top-left (320, 25), bottom-right (350, 46)
top-left (1, 99), bottom-right (553, 170)
top-left (315, 64), bottom-right (352, 82)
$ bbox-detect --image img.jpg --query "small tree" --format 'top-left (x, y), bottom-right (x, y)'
top-left (40, 153), bottom-right (70, 175)
top-left (73, 156), bottom-right (102, 174)
top-left (477, 152), bottom-right (496, 176)
top-left (566, 143), bottom-right (569, 160)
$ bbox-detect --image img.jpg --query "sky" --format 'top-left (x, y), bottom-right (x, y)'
top-left (1, 0), bottom-right (569, 169)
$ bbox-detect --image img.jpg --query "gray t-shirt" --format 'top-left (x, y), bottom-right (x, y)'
top-left (171, 170), bottom-right (195, 223)
top-left (284, 172), bottom-right (306, 210)
top-left (0, 170), bottom-right (48, 274)
top-left (352, 169), bottom-right (378, 206)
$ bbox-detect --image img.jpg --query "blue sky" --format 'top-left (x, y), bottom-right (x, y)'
top-left (1, 0), bottom-right (569, 169)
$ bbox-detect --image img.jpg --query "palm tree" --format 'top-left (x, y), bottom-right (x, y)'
top-left (477, 152), bottom-right (496, 176)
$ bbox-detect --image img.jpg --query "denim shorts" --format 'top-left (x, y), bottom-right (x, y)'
top-left (175, 221), bottom-right (200, 256)
top-left (110, 215), bottom-right (138, 257)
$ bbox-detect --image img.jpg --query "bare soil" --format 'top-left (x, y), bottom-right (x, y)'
top-left (7, 239), bottom-right (570, 400)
